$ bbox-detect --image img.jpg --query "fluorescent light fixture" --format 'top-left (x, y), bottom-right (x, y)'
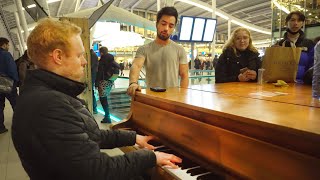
top-left (27, 4), bottom-right (36, 8)
top-left (20, 26), bottom-right (35, 33)
top-left (48, 0), bottom-right (61, 3)
top-left (272, 0), bottom-right (290, 14)
top-left (231, 20), bottom-right (271, 35)
top-left (25, 0), bottom-right (61, 9)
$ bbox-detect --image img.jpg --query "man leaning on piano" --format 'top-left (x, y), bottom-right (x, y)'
top-left (127, 6), bottom-right (189, 96)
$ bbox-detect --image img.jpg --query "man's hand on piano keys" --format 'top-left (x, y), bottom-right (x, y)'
top-left (136, 135), bottom-right (155, 150)
top-left (154, 151), bottom-right (182, 169)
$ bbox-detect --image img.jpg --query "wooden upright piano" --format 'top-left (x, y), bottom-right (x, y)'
top-left (112, 83), bottom-right (320, 180)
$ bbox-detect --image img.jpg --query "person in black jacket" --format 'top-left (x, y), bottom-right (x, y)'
top-left (0, 37), bottom-right (19, 133)
top-left (90, 49), bottom-right (99, 114)
top-left (215, 27), bottom-right (260, 83)
top-left (95, 46), bottom-right (119, 123)
top-left (16, 50), bottom-right (36, 87)
top-left (12, 18), bottom-right (181, 180)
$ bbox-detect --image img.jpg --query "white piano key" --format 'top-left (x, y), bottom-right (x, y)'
top-left (162, 165), bottom-right (209, 180)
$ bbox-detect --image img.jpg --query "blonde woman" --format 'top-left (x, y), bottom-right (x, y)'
top-left (215, 27), bottom-right (261, 83)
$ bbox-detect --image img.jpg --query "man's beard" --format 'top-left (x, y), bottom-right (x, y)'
top-left (157, 32), bottom-right (170, 41)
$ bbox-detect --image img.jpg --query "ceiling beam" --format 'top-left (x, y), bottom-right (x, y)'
top-left (230, 2), bottom-right (270, 15)
top-left (56, 0), bottom-right (64, 16)
top-left (146, 2), bottom-right (156, 11)
top-left (129, 0), bottom-right (143, 10)
top-left (179, 6), bottom-right (195, 15)
top-left (219, 0), bottom-right (246, 9)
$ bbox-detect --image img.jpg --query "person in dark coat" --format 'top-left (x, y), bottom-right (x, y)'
top-left (0, 37), bottom-right (19, 133)
top-left (275, 11), bottom-right (315, 83)
top-left (90, 49), bottom-right (99, 114)
top-left (95, 46), bottom-right (120, 123)
top-left (16, 50), bottom-right (36, 87)
top-left (119, 60), bottom-right (125, 76)
top-left (12, 18), bottom-right (181, 180)
top-left (215, 27), bottom-right (260, 83)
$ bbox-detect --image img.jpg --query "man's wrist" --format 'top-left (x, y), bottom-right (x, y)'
top-left (129, 82), bottom-right (138, 86)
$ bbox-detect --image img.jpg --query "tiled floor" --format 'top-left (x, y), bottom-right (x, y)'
top-left (0, 99), bottom-right (124, 180)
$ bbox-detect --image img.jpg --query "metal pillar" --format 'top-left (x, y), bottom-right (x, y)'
top-left (191, 42), bottom-right (195, 69)
top-left (14, 11), bottom-right (26, 52)
top-left (211, 0), bottom-right (216, 56)
top-left (157, 0), bottom-right (161, 11)
top-left (228, 19), bottom-right (231, 40)
top-left (16, 32), bottom-right (24, 55)
top-left (14, 0), bottom-right (29, 41)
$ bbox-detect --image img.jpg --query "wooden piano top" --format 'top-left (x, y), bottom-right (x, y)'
top-left (188, 83), bottom-right (320, 108)
top-left (118, 82), bottom-right (320, 179)
top-left (133, 82), bottom-right (320, 160)
top-left (137, 83), bottom-right (320, 137)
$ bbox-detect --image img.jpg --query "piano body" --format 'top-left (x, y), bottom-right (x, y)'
top-left (112, 83), bottom-right (320, 180)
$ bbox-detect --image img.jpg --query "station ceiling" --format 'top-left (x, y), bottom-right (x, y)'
top-left (0, 0), bottom-right (272, 49)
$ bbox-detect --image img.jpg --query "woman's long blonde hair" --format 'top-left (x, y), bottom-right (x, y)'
top-left (223, 27), bottom-right (258, 55)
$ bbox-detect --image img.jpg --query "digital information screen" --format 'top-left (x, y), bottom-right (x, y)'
top-left (191, 18), bottom-right (206, 41)
top-left (179, 17), bottom-right (194, 41)
top-left (178, 16), bottom-right (217, 42)
top-left (203, 19), bottom-right (217, 42)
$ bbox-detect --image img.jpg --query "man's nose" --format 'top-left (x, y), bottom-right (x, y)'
top-left (82, 57), bottom-right (87, 65)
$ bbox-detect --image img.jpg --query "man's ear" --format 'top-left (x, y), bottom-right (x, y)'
top-left (51, 49), bottom-right (63, 65)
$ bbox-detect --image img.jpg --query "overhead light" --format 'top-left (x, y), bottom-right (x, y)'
top-left (231, 20), bottom-right (271, 35)
top-left (27, 4), bottom-right (36, 8)
top-left (25, 0), bottom-right (61, 9)
top-left (176, 0), bottom-right (229, 20)
top-left (272, 0), bottom-right (290, 14)
top-left (47, 0), bottom-right (61, 3)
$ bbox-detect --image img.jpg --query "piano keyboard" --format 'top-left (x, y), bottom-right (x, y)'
top-left (154, 145), bottom-right (227, 180)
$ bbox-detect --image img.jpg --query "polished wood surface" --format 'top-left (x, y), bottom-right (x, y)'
top-left (188, 82), bottom-right (320, 107)
top-left (113, 83), bottom-right (320, 180)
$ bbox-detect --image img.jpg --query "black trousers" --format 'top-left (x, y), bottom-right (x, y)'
top-left (0, 85), bottom-right (18, 129)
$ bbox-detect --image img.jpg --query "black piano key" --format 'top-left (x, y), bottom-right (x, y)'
top-left (187, 167), bottom-right (209, 176)
top-left (148, 140), bottom-right (163, 147)
top-left (179, 158), bottom-right (198, 170)
top-left (155, 146), bottom-right (170, 152)
top-left (159, 149), bottom-right (176, 154)
top-left (197, 172), bottom-right (226, 180)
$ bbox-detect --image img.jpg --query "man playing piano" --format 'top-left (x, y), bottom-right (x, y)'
top-left (11, 18), bottom-right (181, 180)
top-left (127, 6), bottom-right (189, 96)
